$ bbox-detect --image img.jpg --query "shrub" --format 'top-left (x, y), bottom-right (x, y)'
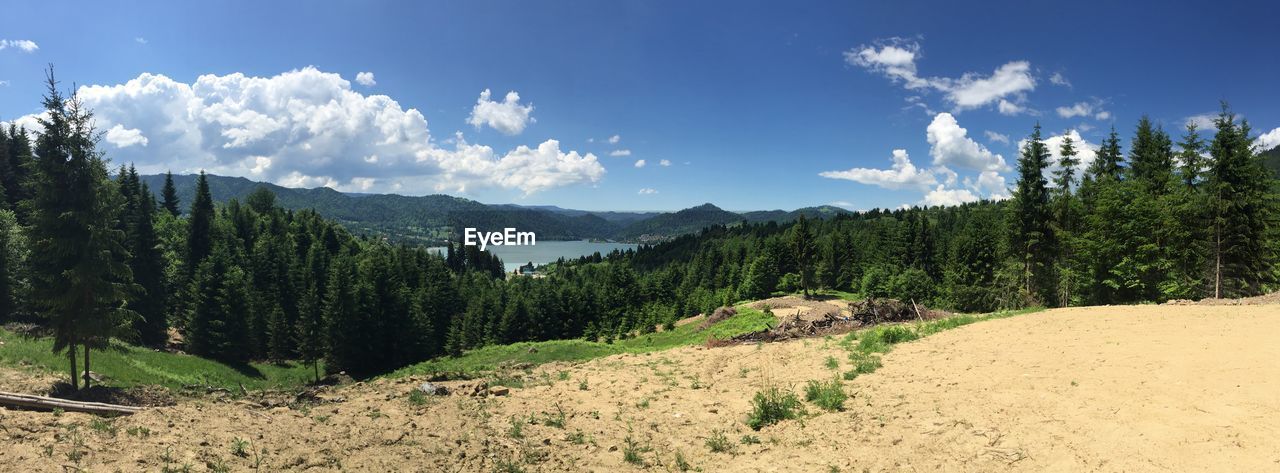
top-left (804, 379), bottom-right (848, 411)
top-left (746, 385), bottom-right (803, 430)
top-left (705, 430), bottom-right (733, 453)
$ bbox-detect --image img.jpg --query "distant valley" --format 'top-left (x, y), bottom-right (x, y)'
top-left (140, 174), bottom-right (851, 245)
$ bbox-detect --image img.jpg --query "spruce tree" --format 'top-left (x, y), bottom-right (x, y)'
top-left (790, 214), bottom-right (816, 297)
top-left (186, 171), bottom-right (215, 277)
top-left (1052, 135), bottom-right (1081, 306)
top-left (1207, 103), bottom-right (1275, 297)
top-left (129, 182), bottom-right (169, 347)
top-left (161, 171), bottom-right (181, 217)
top-left (1011, 124), bottom-right (1054, 304)
top-left (1177, 124), bottom-right (1206, 188)
top-left (25, 70), bottom-right (135, 389)
top-left (1089, 126), bottom-right (1124, 180)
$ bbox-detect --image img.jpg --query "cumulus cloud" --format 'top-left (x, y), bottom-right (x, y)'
top-left (0, 40), bottom-right (38, 53)
top-left (927, 113), bottom-right (1009, 172)
top-left (965, 170), bottom-right (1009, 198)
top-left (819, 149), bottom-right (937, 191)
top-left (608, 134), bottom-right (621, 144)
top-left (105, 124), bottom-right (148, 148)
top-left (984, 130), bottom-right (1010, 144)
top-left (1257, 127), bottom-right (1280, 151)
top-left (7, 67), bottom-right (601, 195)
top-left (846, 38), bottom-right (1035, 113)
top-left (467, 89), bottom-right (534, 135)
top-left (1049, 72), bottom-right (1071, 88)
top-left (634, 159), bottom-right (646, 168)
top-left (609, 149), bottom-right (631, 157)
top-left (355, 72), bottom-right (376, 87)
top-left (638, 188), bottom-right (657, 195)
top-left (659, 159), bottom-right (671, 167)
top-left (135, 37), bottom-right (148, 45)
top-left (922, 185), bottom-right (979, 206)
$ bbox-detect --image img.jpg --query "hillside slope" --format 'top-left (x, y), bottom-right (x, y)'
top-left (3, 303), bottom-right (1277, 472)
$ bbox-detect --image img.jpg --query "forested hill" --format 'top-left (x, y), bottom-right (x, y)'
top-left (1261, 146), bottom-right (1280, 178)
top-left (139, 174), bottom-right (850, 244)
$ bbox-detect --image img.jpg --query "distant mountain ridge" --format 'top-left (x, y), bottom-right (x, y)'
top-left (139, 174), bottom-right (850, 244)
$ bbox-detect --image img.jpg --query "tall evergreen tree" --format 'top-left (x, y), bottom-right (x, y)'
top-left (161, 171), bottom-right (181, 217)
top-left (25, 70), bottom-right (135, 389)
top-left (1089, 126), bottom-right (1124, 180)
top-left (129, 182), bottom-right (169, 347)
top-left (1011, 124), bottom-right (1055, 303)
top-left (790, 214), bottom-right (816, 297)
top-left (186, 171), bottom-right (215, 277)
top-left (1177, 124), bottom-right (1206, 188)
top-left (1206, 103), bottom-right (1275, 298)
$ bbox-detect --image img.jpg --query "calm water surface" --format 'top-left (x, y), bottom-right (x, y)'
top-left (430, 240), bottom-right (638, 272)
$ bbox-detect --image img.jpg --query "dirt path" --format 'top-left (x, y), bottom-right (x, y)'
top-left (2, 304), bottom-right (1278, 472)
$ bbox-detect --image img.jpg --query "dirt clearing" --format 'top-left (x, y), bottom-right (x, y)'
top-left (2, 304), bottom-right (1278, 472)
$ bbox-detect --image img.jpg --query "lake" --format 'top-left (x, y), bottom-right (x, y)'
top-left (430, 240), bottom-right (639, 272)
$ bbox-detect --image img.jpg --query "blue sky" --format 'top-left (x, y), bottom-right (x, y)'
top-left (2, 0), bottom-right (1278, 211)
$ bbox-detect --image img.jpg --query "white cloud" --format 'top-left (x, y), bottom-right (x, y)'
top-left (105, 124), bottom-right (148, 148)
top-left (1056, 99), bottom-right (1110, 121)
top-left (659, 159), bottom-right (671, 167)
top-left (634, 159), bottom-right (646, 168)
top-left (134, 37), bottom-right (148, 45)
top-left (608, 134), bottom-right (621, 144)
top-left (609, 149), bottom-right (631, 157)
top-left (922, 185), bottom-right (979, 207)
top-left (8, 67), bottom-right (601, 195)
top-left (355, 72), bottom-right (376, 87)
top-left (638, 188), bottom-right (657, 195)
top-left (1185, 113), bottom-right (1220, 131)
top-left (819, 149), bottom-right (937, 191)
top-left (467, 88), bottom-right (534, 135)
top-left (846, 38), bottom-right (1035, 113)
top-left (0, 80), bottom-right (9, 87)
top-left (0, 40), bottom-right (38, 53)
top-left (1258, 127), bottom-right (1280, 151)
top-left (966, 170), bottom-right (1009, 198)
top-left (984, 130), bottom-right (1010, 144)
top-left (926, 113), bottom-right (1009, 172)
top-left (944, 61), bottom-right (1035, 111)
top-left (1049, 72), bottom-right (1071, 88)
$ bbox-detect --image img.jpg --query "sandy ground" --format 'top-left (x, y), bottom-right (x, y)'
top-left (2, 304), bottom-right (1278, 472)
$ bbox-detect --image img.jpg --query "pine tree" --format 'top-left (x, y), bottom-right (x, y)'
top-left (1207, 103), bottom-right (1275, 298)
top-left (4, 124), bottom-right (34, 220)
top-left (1052, 134), bottom-right (1081, 306)
top-left (1177, 124), bottom-right (1206, 188)
top-left (161, 171), bottom-right (181, 217)
top-left (1128, 116), bottom-right (1176, 193)
top-left (186, 245), bottom-right (252, 362)
top-left (790, 214), bottom-right (816, 297)
top-left (1011, 123), bottom-right (1055, 304)
top-left (186, 171), bottom-right (215, 277)
top-left (0, 210), bottom-right (25, 322)
top-left (1089, 126), bottom-right (1124, 180)
top-left (25, 70), bottom-right (135, 389)
top-left (129, 182), bottom-right (169, 347)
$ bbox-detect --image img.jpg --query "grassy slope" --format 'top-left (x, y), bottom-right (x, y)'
top-left (0, 329), bottom-right (317, 391)
top-left (390, 306), bottom-right (777, 377)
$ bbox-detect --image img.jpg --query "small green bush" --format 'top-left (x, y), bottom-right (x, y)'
top-left (804, 379), bottom-right (848, 411)
top-left (705, 430), bottom-right (733, 453)
top-left (746, 385), bottom-right (803, 430)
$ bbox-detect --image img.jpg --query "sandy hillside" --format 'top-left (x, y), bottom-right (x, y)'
top-left (2, 304), bottom-right (1278, 472)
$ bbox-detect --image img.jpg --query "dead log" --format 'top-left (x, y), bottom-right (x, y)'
top-left (0, 391), bottom-right (141, 416)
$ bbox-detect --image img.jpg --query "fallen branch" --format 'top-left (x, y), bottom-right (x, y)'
top-left (0, 391), bottom-right (141, 416)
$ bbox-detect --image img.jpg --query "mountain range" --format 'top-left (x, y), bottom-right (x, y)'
top-left (139, 174), bottom-right (850, 245)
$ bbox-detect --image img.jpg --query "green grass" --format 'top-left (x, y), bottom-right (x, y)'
top-left (0, 328), bottom-right (318, 391)
top-left (390, 306), bottom-right (776, 378)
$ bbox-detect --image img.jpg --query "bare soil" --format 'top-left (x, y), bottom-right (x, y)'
top-left (2, 303), bottom-right (1278, 472)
